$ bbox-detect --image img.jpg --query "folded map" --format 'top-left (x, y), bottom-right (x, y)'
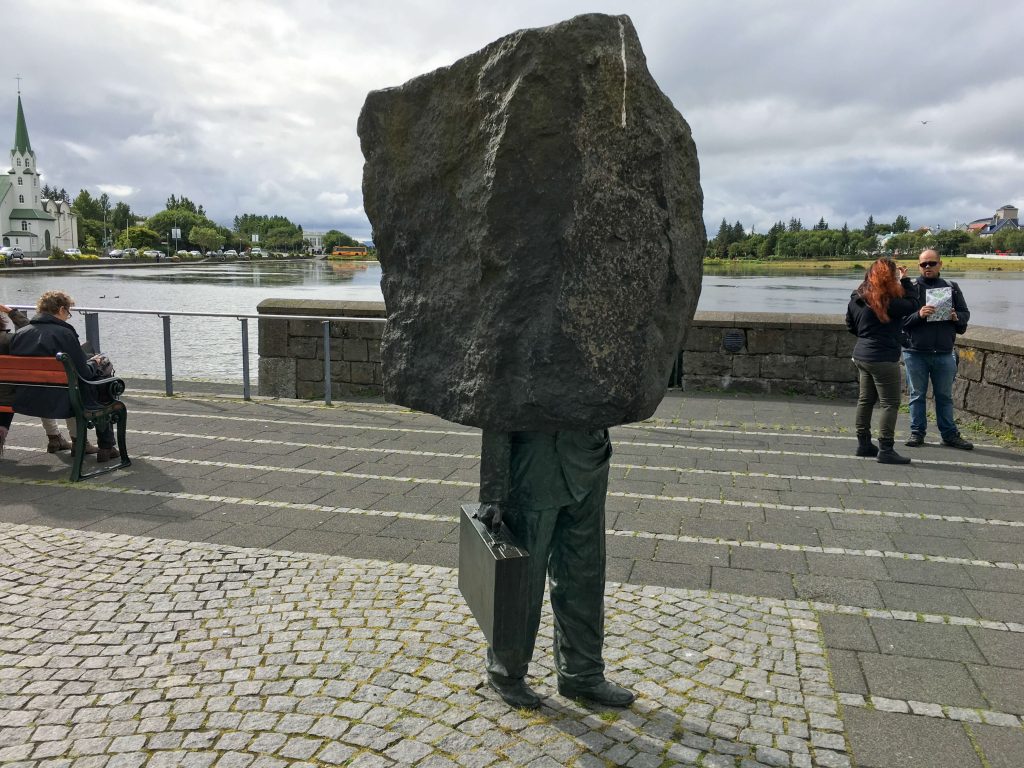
top-left (926, 286), bottom-right (953, 322)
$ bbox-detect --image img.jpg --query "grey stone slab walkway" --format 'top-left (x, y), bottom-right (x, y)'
top-left (1, 387), bottom-right (1022, 767)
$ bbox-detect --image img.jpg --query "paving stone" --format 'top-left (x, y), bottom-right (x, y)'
top-left (966, 665), bottom-right (1024, 716)
top-left (819, 614), bottom-right (877, 653)
top-left (843, 708), bottom-right (981, 768)
top-left (868, 620), bottom-right (986, 664)
top-left (858, 654), bottom-right (986, 709)
top-left (970, 723), bottom-right (1024, 768)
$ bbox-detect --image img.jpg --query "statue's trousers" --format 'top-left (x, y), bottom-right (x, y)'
top-left (486, 429), bottom-right (611, 685)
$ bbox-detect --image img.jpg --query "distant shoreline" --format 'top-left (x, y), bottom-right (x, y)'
top-left (703, 256), bottom-right (1024, 273)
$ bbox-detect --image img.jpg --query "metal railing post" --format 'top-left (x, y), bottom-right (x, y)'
top-left (322, 320), bottom-right (332, 406)
top-left (84, 312), bottom-right (101, 353)
top-left (161, 315), bottom-right (174, 396)
top-left (240, 318), bottom-right (251, 401)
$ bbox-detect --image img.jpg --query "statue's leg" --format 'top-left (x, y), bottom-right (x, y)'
top-left (485, 503), bottom-right (558, 681)
top-left (548, 480), bottom-right (608, 687)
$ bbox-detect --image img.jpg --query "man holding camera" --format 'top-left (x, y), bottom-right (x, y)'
top-left (901, 249), bottom-right (973, 450)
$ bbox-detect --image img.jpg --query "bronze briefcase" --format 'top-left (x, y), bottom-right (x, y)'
top-left (458, 503), bottom-right (531, 654)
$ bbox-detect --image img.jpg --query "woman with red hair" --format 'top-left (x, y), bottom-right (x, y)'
top-left (846, 259), bottom-right (921, 464)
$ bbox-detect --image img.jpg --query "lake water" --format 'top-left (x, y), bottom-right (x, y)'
top-left (2, 260), bottom-right (1021, 382)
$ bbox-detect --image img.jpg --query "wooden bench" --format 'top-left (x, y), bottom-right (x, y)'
top-left (0, 352), bottom-right (131, 481)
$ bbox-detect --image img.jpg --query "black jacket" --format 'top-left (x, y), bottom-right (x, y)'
top-left (845, 278), bottom-right (920, 362)
top-left (9, 313), bottom-right (102, 417)
top-left (0, 308), bottom-right (30, 407)
top-left (901, 276), bottom-right (969, 353)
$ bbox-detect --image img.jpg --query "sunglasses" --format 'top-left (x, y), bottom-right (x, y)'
top-left (919, 261), bottom-right (939, 268)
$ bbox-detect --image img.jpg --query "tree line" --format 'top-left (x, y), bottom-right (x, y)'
top-left (707, 214), bottom-right (1024, 261)
top-left (62, 188), bottom-right (361, 255)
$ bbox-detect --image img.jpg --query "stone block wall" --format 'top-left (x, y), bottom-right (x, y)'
top-left (256, 300), bottom-right (1024, 438)
top-left (950, 326), bottom-right (1024, 439)
top-left (680, 312), bottom-right (859, 398)
top-left (257, 299), bottom-right (385, 400)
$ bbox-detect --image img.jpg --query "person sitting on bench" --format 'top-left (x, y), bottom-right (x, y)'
top-left (8, 291), bottom-right (121, 463)
top-left (1, 303), bottom-right (75, 457)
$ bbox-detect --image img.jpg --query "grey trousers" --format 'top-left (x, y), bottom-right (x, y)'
top-left (853, 359), bottom-right (902, 440)
top-left (485, 481), bottom-right (608, 686)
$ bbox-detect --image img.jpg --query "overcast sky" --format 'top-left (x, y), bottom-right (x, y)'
top-left (9, 0), bottom-right (1023, 240)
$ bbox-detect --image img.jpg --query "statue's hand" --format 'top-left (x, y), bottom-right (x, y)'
top-left (477, 502), bottom-right (504, 533)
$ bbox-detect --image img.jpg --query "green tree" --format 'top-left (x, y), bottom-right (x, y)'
top-left (189, 226), bottom-right (224, 253)
top-left (116, 226), bottom-right (160, 250)
top-left (145, 209), bottom-right (212, 249)
top-left (110, 202), bottom-right (132, 233)
top-left (787, 217), bottom-right (803, 233)
top-left (166, 194), bottom-right (206, 216)
top-left (892, 214), bottom-right (910, 233)
top-left (813, 217), bottom-right (829, 231)
top-left (322, 229), bottom-right (362, 252)
top-left (932, 229), bottom-right (970, 256)
top-left (863, 216), bottom-right (877, 238)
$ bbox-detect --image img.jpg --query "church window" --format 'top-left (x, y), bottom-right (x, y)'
top-left (21, 221), bottom-right (29, 231)
top-left (17, 177), bottom-right (23, 185)
top-left (18, 195), bottom-right (24, 203)
top-left (15, 158), bottom-right (20, 167)
top-left (24, 159), bottom-right (29, 167)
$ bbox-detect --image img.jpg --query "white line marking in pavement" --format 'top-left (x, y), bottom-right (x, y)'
top-left (129, 390), bottom-right (413, 415)
top-left (836, 693), bottom-right (1022, 729)
top-left (3, 468), bottom-right (1019, 570)
top-left (131, 409), bottom-right (478, 436)
top-left (7, 484), bottom-right (1023, 637)
top-left (131, 430), bottom-right (477, 460)
top-left (629, 422), bottom-right (1000, 449)
top-left (6, 442), bottom-right (1022, 529)
top-left (604, 528), bottom-right (1024, 570)
top-left (808, 600), bottom-right (1024, 633)
top-left (618, 439), bottom-right (1024, 472)
top-left (615, 462), bottom-right (1024, 496)
top-left (127, 410), bottom-right (1016, 471)
top-left (610, 488), bottom-right (1024, 528)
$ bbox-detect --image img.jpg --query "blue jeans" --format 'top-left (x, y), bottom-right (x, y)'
top-left (902, 350), bottom-right (958, 438)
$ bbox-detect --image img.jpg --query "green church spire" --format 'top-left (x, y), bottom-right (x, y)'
top-left (14, 94), bottom-right (32, 154)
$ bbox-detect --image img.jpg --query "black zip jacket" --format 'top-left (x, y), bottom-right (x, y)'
top-left (845, 278), bottom-right (920, 362)
top-left (901, 276), bottom-right (969, 353)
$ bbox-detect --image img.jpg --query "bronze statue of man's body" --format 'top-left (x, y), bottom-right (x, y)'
top-left (477, 430), bottom-right (632, 709)
top-left (358, 13), bottom-right (704, 712)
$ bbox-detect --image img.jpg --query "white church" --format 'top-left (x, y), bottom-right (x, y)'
top-left (1, 93), bottom-right (78, 255)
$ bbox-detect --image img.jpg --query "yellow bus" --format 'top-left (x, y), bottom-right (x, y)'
top-left (330, 245), bottom-right (368, 259)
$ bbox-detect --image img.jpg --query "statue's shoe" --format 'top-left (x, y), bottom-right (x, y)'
top-left (488, 675), bottom-right (541, 710)
top-left (557, 678), bottom-right (635, 707)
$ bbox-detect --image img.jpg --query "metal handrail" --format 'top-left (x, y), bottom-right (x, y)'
top-left (4, 305), bottom-right (385, 404)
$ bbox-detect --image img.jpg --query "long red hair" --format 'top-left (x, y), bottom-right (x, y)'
top-left (857, 259), bottom-right (904, 322)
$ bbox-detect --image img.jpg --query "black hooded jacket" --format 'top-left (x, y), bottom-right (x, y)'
top-left (845, 278), bottom-right (920, 362)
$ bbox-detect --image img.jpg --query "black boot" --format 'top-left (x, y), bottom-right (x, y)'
top-left (877, 438), bottom-right (911, 465)
top-left (855, 431), bottom-right (878, 457)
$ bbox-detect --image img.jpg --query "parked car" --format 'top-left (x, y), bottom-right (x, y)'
top-left (1, 246), bottom-right (27, 265)
top-left (108, 249), bottom-right (124, 258)
top-left (189, 250), bottom-right (201, 258)
top-left (123, 248), bottom-right (139, 258)
top-left (250, 247), bottom-right (264, 258)
top-left (176, 250), bottom-right (191, 259)
top-left (143, 249), bottom-right (162, 258)
top-left (64, 248), bottom-right (82, 257)
top-left (223, 249), bottom-right (239, 258)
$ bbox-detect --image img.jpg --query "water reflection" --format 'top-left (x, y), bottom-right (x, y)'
top-left (2, 261), bottom-right (1021, 382)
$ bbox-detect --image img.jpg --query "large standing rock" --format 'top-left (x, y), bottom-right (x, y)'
top-left (358, 13), bottom-right (704, 431)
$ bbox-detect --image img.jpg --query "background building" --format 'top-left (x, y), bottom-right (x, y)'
top-left (1, 93), bottom-right (78, 255)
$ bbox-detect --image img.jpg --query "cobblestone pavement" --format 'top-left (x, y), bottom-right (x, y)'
top-left (1, 387), bottom-right (1023, 767)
